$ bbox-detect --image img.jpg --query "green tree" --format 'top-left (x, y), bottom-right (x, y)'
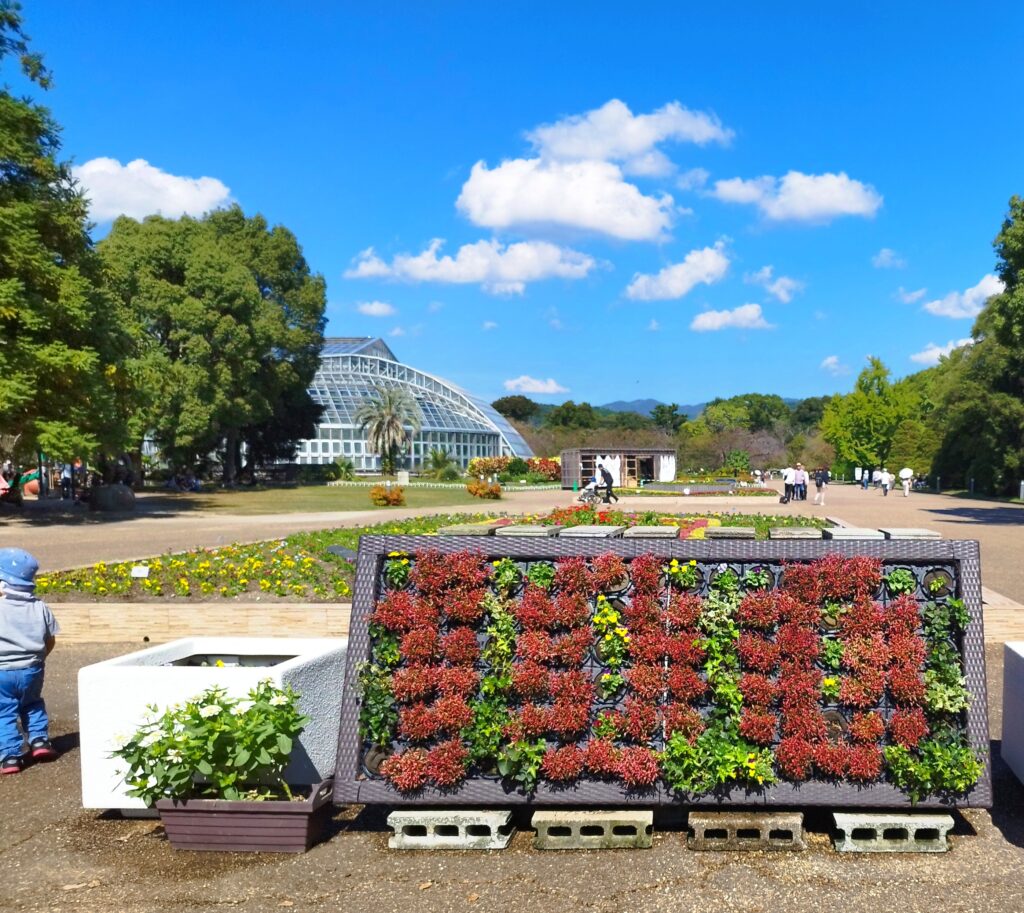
top-left (545, 400), bottom-right (598, 429)
top-left (820, 358), bottom-right (912, 470)
top-left (790, 396), bottom-right (830, 433)
top-left (100, 206), bottom-right (325, 482)
top-left (600, 410), bottom-right (652, 431)
top-left (492, 395), bottom-right (539, 423)
top-left (651, 403), bottom-right (686, 433)
top-left (701, 399), bottom-right (750, 433)
top-left (354, 385), bottom-right (423, 475)
top-left (724, 449), bottom-right (751, 473)
top-left (0, 3), bottom-right (123, 462)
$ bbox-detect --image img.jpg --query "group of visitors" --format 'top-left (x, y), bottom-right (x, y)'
top-left (859, 467), bottom-right (914, 497)
top-left (164, 469), bottom-right (203, 493)
top-left (781, 463), bottom-right (830, 505)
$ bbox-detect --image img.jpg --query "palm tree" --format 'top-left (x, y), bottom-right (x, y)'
top-left (353, 385), bottom-right (423, 475)
top-left (425, 448), bottom-right (455, 479)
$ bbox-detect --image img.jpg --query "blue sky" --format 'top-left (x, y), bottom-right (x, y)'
top-left (19, 2), bottom-right (1024, 407)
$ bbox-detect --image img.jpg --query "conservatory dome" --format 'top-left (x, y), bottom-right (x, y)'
top-left (295, 337), bottom-right (533, 470)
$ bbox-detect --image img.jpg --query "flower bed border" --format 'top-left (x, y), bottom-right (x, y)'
top-left (332, 536), bottom-right (991, 809)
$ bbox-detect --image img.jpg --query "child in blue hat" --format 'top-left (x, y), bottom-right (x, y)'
top-left (0, 548), bottom-right (60, 773)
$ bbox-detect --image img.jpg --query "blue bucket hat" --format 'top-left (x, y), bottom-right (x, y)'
top-left (0, 548), bottom-right (39, 590)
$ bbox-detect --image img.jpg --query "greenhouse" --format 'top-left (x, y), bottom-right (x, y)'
top-left (294, 338), bottom-right (533, 470)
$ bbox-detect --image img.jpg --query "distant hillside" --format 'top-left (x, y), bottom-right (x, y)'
top-left (600, 397), bottom-right (802, 419)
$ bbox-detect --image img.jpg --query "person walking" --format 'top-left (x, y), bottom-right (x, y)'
top-left (781, 464), bottom-right (795, 503)
top-left (598, 464), bottom-right (618, 504)
top-left (794, 463), bottom-right (808, 501)
top-left (899, 467), bottom-right (913, 497)
top-left (813, 467), bottom-right (829, 505)
top-left (880, 468), bottom-right (892, 496)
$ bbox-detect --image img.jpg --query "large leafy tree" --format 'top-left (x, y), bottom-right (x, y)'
top-left (651, 403), bottom-right (686, 434)
top-left (0, 3), bottom-right (123, 462)
top-left (100, 206), bottom-right (326, 482)
top-left (492, 395), bottom-right (539, 423)
top-left (354, 385), bottom-right (423, 475)
top-left (820, 358), bottom-right (912, 471)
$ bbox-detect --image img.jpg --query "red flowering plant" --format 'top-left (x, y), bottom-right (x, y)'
top-left (623, 593), bottom-right (662, 630)
top-left (398, 702), bottom-right (438, 741)
top-left (426, 739), bottom-right (469, 788)
top-left (779, 707), bottom-right (827, 742)
top-left (626, 664), bottom-right (666, 701)
top-left (737, 591), bottom-right (783, 630)
top-left (776, 623), bottom-right (820, 666)
top-left (432, 694), bottom-right (473, 733)
top-left (549, 670), bottom-right (594, 705)
top-left (813, 741), bottom-right (849, 779)
top-left (667, 665), bottom-right (708, 702)
top-left (738, 709), bottom-right (777, 745)
top-left (592, 553), bottom-right (629, 591)
top-left (664, 631), bottom-right (706, 666)
top-left (846, 744), bottom-right (883, 782)
top-left (399, 627), bottom-right (439, 665)
top-left (515, 585), bottom-right (556, 630)
top-left (444, 587), bottom-right (487, 624)
top-left (380, 748), bottom-right (430, 791)
top-left (848, 711), bottom-right (885, 744)
top-left (889, 707), bottom-right (929, 748)
top-left (621, 698), bottom-right (659, 741)
top-left (837, 598), bottom-right (885, 639)
top-left (371, 590), bottom-right (436, 633)
top-left (391, 665), bottom-right (435, 703)
top-left (616, 746), bottom-right (661, 788)
top-left (410, 549), bottom-right (489, 595)
top-left (664, 592), bottom-right (702, 629)
top-left (737, 632), bottom-right (780, 672)
top-left (511, 660), bottom-right (550, 700)
top-left (739, 673), bottom-right (778, 708)
top-left (549, 700), bottom-right (591, 738)
top-left (628, 554), bottom-right (663, 596)
top-left (440, 626), bottom-right (480, 665)
top-left (886, 594), bottom-right (922, 637)
top-left (516, 629), bottom-right (554, 664)
top-left (776, 737), bottom-right (814, 780)
top-left (541, 744), bottom-right (585, 783)
top-left (517, 703), bottom-right (550, 737)
top-left (839, 669), bottom-right (886, 709)
top-left (435, 665), bottom-right (479, 698)
top-left (888, 666), bottom-right (926, 705)
top-left (630, 629), bottom-right (668, 664)
top-left (552, 628), bottom-right (592, 666)
top-left (841, 633), bottom-right (890, 672)
top-left (553, 591), bottom-right (591, 628)
top-left (583, 738), bottom-right (621, 776)
top-left (553, 557), bottom-right (596, 596)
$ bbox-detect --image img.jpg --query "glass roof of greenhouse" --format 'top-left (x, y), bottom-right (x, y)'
top-left (311, 338), bottom-right (533, 457)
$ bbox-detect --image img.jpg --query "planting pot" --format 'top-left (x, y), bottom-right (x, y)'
top-left (156, 779), bottom-right (334, 853)
top-left (923, 568), bottom-right (955, 598)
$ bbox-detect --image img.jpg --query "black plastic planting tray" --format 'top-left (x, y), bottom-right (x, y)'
top-left (333, 536), bottom-right (991, 808)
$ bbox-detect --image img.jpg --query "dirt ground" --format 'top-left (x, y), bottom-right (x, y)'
top-left (2, 642), bottom-right (1023, 913)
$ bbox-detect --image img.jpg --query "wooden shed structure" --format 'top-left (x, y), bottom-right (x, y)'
top-left (560, 447), bottom-right (677, 490)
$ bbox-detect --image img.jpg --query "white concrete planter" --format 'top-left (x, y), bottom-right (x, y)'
top-left (79, 636), bottom-right (347, 810)
top-left (1002, 641), bottom-right (1024, 785)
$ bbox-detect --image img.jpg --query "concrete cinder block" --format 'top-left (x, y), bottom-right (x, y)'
top-left (704, 527), bottom-right (757, 539)
top-left (879, 528), bottom-right (942, 540)
top-left (768, 527), bottom-right (823, 539)
top-left (1001, 642), bottom-right (1024, 785)
top-left (387, 810), bottom-right (514, 850)
top-left (494, 525), bottom-right (561, 537)
top-left (558, 525), bottom-right (626, 538)
top-left (79, 636), bottom-right (348, 811)
top-left (688, 811), bottom-right (805, 851)
top-left (832, 812), bottom-right (953, 853)
top-left (436, 524), bottom-right (496, 536)
top-left (532, 809), bottom-right (653, 849)
top-left (824, 527), bottom-right (886, 540)
top-left (622, 526), bottom-right (681, 538)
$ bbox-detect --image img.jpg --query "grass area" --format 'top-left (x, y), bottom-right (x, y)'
top-left (145, 484), bottom-right (488, 515)
top-left (38, 509), bottom-right (829, 603)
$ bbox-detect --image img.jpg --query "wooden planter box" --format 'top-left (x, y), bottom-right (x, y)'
top-left (156, 780), bottom-right (333, 853)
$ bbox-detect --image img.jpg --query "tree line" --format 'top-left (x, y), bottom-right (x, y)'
top-left (0, 7), bottom-right (326, 483)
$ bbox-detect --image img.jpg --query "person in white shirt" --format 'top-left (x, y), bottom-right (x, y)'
top-left (782, 465), bottom-right (796, 502)
top-left (880, 468), bottom-right (892, 496)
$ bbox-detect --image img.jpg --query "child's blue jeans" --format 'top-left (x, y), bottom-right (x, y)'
top-left (0, 664), bottom-right (49, 757)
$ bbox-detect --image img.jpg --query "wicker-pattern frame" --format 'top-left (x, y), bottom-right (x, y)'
top-left (333, 536), bottom-right (991, 809)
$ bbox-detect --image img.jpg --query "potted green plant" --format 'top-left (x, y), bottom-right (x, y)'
top-left (112, 681), bottom-right (332, 853)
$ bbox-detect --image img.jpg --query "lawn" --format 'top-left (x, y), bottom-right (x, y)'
top-left (144, 484), bottom-right (489, 515)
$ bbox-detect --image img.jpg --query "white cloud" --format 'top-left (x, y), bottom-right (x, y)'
top-left (820, 355), bottom-right (850, 376)
top-left (72, 157), bottom-right (231, 221)
top-left (711, 170), bottom-right (882, 222)
top-left (344, 238), bottom-right (595, 294)
top-left (503, 375), bottom-right (569, 394)
top-left (356, 300), bottom-right (395, 317)
top-left (527, 99), bottom-right (732, 171)
top-left (389, 326), bottom-right (405, 337)
top-left (744, 265), bottom-right (804, 303)
top-left (896, 286), bottom-right (927, 304)
top-left (922, 274), bottom-right (1004, 319)
top-left (427, 301), bottom-right (444, 313)
top-left (872, 247), bottom-right (906, 269)
top-left (648, 319), bottom-right (660, 331)
top-left (482, 320), bottom-right (498, 331)
top-left (625, 242), bottom-right (729, 300)
top-left (910, 338), bottom-right (974, 365)
top-left (677, 167), bottom-right (710, 191)
top-left (545, 306), bottom-right (563, 331)
top-left (690, 303), bottom-right (772, 332)
top-left (457, 158), bottom-right (674, 241)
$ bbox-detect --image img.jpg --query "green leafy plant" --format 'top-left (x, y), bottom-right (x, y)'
top-left (597, 672), bottom-right (625, 700)
top-left (885, 568), bottom-right (917, 596)
top-left (481, 592), bottom-right (516, 676)
top-left (661, 723), bottom-right (776, 795)
top-left (884, 739), bottom-right (983, 803)
top-left (821, 676), bottom-right (841, 700)
top-left (922, 599), bottom-right (970, 641)
top-left (463, 698), bottom-right (512, 766)
top-left (594, 710), bottom-right (620, 740)
top-left (112, 682), bottom-right (309, 806)
top-left (924, 666), bottom-right (970, 714)
top-left (593, 595), bottom-right (630, 669)
top-left (496, 738), bottom-right (547, 792)
top-left (383, 552), bottom-right (411, 589)
top-left (490, 558), bottom-right (521, 595)
top-left (369, 623), bottom-right (400, 669)
top-left (358, 663), bottom-right (398, 748)
top-left (742, 566), bottom-right (772, 590)
top-left (820, 638), bottom-right (844, 670)
top-left (710, 566), bottom-right (740, 595)
top-left (525, 562), bottom-right (555, 591)
top-left (664, 558), bottom-right (699, 589)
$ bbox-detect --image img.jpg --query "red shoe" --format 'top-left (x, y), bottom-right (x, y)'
top-left (1, 754), bottom-right (25, 774)
top-left (29, 738), bottom-right (58, 761)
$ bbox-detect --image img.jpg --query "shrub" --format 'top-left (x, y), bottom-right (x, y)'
top-left (370, 484), bottom-right (405, 506)
top-left (466, 479), bottom-right (502, 499)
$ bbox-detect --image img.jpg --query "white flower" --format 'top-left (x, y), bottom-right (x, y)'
top-left (139, 731), bottom-right (162, 748)
top-left (145, 775), bottom-right (158, 787)
top-left (166, 749), bottom-right (183, 763)
top-left (198, 705), bottom-right (222, 718)
top-left (268, 694), bottom-right (288, 706)
top-left (230, 700), bottom-right (255, 716)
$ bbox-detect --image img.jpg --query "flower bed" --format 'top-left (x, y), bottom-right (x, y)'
top-left (337, 540), bottom-right (989, 807)
top-left (36, 512), bottom-right (827, 602)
